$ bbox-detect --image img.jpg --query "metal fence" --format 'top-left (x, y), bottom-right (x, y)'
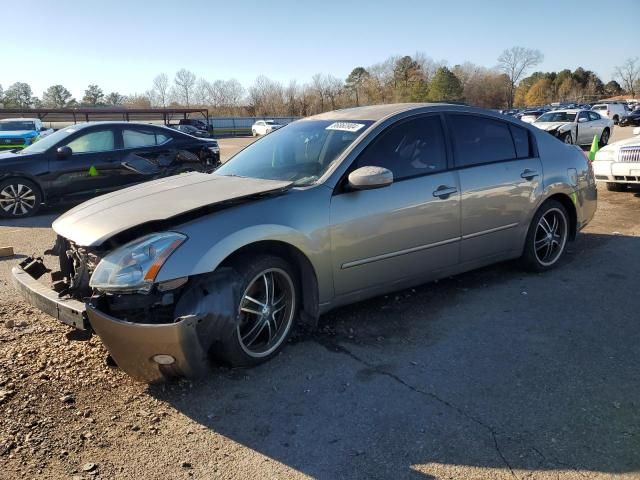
top-left (209, 117), bottom-right (300, 137)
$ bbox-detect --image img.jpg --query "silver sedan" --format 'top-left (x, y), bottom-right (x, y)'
top-left (13, 103), bottom-right (597, 382)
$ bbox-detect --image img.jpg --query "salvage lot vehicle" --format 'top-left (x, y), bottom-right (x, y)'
top-left (592, 126), bottom-right (640, 191)
top-left (618, 109), bottom-right (640, 127)
top-left (0, 121), bottom-right (220, 218)
top-left (519, 109), bottom-right (548, 124)
top-left (0, 118), bottom-right (53, 150)
top-left (532, 109), bottom-right (613, 146)
top-left (169, 124), bottom-right (212, 138)
top-left (252, 119), bottom-right (283, 136)
top-left (12, 103), bottom-right (597, 382)
top-left (591, 102), bottom-right (628, 125)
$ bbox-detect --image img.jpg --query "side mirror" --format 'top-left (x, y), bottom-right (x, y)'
top-left (578, 117), bottom-right (588, 123)
top-left (348, 166), bottom-right (393, 190)
top-left (56, 146), bottom-right (72, 159)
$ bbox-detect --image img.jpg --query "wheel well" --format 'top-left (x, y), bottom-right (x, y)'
top-left (545, 193), bottom-right (577, 240)
top-left (220, 240), bottom-right (320, 328)
top-left (0, 176), bottom-right (45, 202)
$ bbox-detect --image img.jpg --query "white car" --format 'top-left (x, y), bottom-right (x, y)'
top-left (591, 103), bottom-right (629, 125)
top-left (251, 120), bottom-right (283, 136)
top-left (532, 109), bottom-right (614, 146)
top-left (592, 127), bottom-right (640, 191)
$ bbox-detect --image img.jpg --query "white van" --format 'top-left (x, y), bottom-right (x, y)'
top-left (591, 103), bottom-right (629, 125)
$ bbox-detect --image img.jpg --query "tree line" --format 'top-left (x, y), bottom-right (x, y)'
top-left (1, 49), bottom-right (638, 116)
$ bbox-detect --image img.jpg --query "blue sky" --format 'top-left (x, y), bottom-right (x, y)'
top-left (2, 0), bottom-right (638, 98)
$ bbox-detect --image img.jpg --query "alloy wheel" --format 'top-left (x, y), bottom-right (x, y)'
top-left (534, 208), bottom-right (568, 266)
top-left (563, 134), bottom-right (573, 144)
top-left (237, 268), bottom-right (295, 358)
top-left (0, 183), bottom-right (37, 217)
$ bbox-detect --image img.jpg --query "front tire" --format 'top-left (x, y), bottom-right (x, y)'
top-left (520, 200), bottom-right (570, 272)
top-left (606, 182), bottom-right (627, 192)
top-left (217, 255), bottom-right (299, 367)
top-left (599, 128), bottom-right (610, 147)
top-left (0, 178), bottom-right (42, 218)
top-left (560, 132), bottom-right (573, 144)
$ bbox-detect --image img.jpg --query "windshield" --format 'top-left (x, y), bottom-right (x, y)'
top-left (0, 121), bottom-right (36, 131)
top-left (18, 126), bottom-right (79, 154)
top-left (536, 112), bottom-right (576, 123)
top-left (216, 120), bottom-right (372, 186)
top-left (265, 120), bottom-right (276, 125)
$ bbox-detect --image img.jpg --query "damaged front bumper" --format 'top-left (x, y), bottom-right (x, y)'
top-left (87, 306), bottom-right (210, 383)
top-left (12, 263), bottom-right (89, 330)
top-left (12, 258), bottom-right (239, 383)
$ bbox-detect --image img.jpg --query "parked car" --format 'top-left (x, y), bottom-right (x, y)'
top-left (169, 124), bottom-right (211, 138)
top-left (0, 118), bottom-right (54, 150)
top-left (251, 120), bottom-right (283, 136)
top-left (618, 109), bottom-right (640, 127)
top-left (532, 109), bottom-right (613, 146)
top-left (0, 122), bottom-right (220, 218)
top-left (12, 103), bottom-right (597, 382)
top-left (519, 109), bottom-right (548, 124)
top-left (178, 118), bottom-right (209, 131)
top-left (592, 126), bottom-right (640, 191)
top-left (591, 102), bottom-right (628, 125)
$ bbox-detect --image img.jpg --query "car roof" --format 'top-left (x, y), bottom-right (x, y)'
top-left (304, 103), bottom-right (475, 122)
top-left (60, 121), bottom-right (173, 130)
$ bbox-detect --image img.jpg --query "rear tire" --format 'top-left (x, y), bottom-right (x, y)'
top-left (0, 178), bottom-right (42, 218)
top-left (216, 254), bottom-right (299, 367)
top-left (613, 115), bottom-right (619, 125)
top-left (606, 182), bottom-right (627, 192)
top-left (520, 200), bottom-right (570, 272)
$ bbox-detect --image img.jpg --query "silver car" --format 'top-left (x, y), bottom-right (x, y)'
top-left (13, 104), bottom-right (597, 382)
top-left (532, 109), bottom-right (614, 146)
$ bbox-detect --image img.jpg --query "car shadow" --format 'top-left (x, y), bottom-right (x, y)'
top-left (147, 232), bottom-right (640, 478)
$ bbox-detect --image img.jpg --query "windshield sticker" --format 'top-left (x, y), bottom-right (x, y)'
top-left (326, 122), bottom-right (366, 132)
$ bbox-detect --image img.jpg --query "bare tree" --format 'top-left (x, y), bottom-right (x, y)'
top-left (614, 57), bottom-right (639, 98)
top-left (311, 73), bottom-right (328, 113)
top-left (497, 46), bottom-right (543, 108)
top-left (325, 75), bottom-right (343, 110)
top-left (152, 73), bottom-right (170, 107)
top-left (174, 68), bottom-right (197, 106)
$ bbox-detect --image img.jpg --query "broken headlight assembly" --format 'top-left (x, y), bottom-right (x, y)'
top-left (89, 232), bottom-right (186, 294)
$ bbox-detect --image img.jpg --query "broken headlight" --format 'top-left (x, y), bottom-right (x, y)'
top-left (90, 232), bottom-right (186, 293)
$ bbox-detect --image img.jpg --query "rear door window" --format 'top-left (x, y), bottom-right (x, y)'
top-left (448, 114), bottom-right (517, 167)
top-left (509, 125), bottom-right (531, 159)
top-left (123, 128), bottom-right (172, 148)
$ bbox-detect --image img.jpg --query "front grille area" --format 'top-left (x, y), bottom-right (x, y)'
top-left (618, 147), bottom-right (640, 163)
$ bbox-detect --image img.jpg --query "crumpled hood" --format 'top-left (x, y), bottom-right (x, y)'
top-left (53, 173), bottom-right (292, 246)
top-left (533, 121), bottom-right (570, 132)
top-left (0, 130), bottom-right (37, 138)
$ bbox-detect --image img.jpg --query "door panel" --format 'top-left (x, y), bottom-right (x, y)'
top-left (446, 113), bottom-right (543, 262)
top-left (46, 128), bottom-right (123, 199)
top-left (457, 158), bottom-right (542, 262)
top-left (330, 172), bottom-right (461, 295)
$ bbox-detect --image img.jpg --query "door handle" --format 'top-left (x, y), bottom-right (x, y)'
top-left (520, 169), bottom-right (539, 180)
top-left (432, 185), bottom-right (458, 199)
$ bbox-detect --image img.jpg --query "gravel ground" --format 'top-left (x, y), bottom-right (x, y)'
top-left (0, 128), bottom-right (639, 479)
